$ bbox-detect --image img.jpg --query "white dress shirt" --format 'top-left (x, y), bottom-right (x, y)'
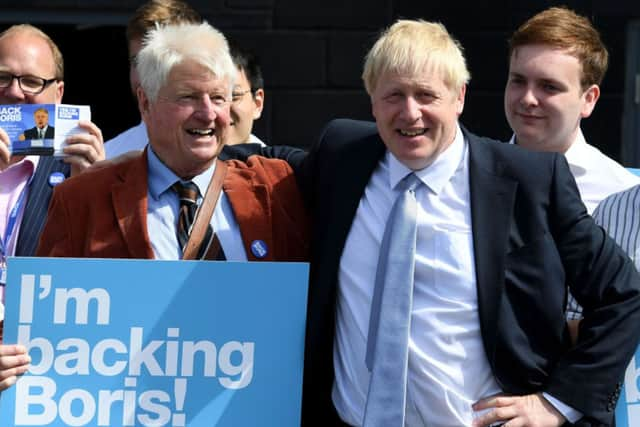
top-left (509, 129), bottom-right (640, 214)
top-left (334, 125), bottom-right (580, 426)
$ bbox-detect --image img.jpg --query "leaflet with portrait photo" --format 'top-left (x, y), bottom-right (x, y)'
top-left (0, 103), bottom-right (91, 156)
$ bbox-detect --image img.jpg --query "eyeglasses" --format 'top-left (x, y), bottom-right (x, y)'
top-left (231, 89), bottom-right (253, 103)
top-left (0, 72), bottom-right (58, 95)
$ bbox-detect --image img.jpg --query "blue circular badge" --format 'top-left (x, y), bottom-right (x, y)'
top-left (250, 240), bottom-right (268, 258)
top-left (48, 172), bottom-right (65, 187)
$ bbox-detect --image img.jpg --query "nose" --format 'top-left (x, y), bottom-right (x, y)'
top-left (194, 95), bottom-right (219, 122)
top-left (399, 96), bottom-right (421, 122)
top-left (519, 86), bottom-right (538, 108)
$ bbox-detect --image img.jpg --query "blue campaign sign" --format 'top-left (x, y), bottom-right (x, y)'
top-left (0, 257), bottom-right (309, 427)
top-left (618, 354), bottom-right (640, 426)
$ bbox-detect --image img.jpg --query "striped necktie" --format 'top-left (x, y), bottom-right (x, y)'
top-left (172, 181), bottom-right (215, 259)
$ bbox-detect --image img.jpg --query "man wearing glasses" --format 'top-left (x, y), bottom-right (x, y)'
top-left (227, 43), bottom-right (266, 147)
top-left (0, 24), bottom-right (105, 386)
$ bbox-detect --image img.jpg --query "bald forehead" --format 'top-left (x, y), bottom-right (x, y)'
top-left (0, 31), bottom-right (57, 76)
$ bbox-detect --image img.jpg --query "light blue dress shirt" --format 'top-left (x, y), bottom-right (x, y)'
top-left (145, 147), bottom-right (247, 261)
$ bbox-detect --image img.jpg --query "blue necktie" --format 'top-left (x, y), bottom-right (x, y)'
top-left (364, 173), bottom-right (421, 427)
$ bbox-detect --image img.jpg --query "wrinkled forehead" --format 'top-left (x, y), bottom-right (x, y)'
top-left (163, 60), bottom-right (232, 92)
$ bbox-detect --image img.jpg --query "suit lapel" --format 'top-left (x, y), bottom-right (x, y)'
top-left (467, 131), bottom-right (517, 363)
top-left (111, 151), bottom-right (155, 259)
top-left (16, 156), bottom-right (69, 256)
top-left (327, 133), bottom-right (386, 259)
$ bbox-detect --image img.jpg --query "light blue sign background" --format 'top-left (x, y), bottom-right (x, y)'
top-left (617, 353), bottom-right (640, 427)
top-left (0, 257), bottom-right (309, 427)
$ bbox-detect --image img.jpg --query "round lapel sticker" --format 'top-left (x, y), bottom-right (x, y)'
top-left (48, 172), bottom-right (65, 187)
top-left (250, 240), bottom-right (268, 258)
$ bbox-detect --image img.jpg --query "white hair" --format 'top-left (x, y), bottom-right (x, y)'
top-left (136, 22), bottom-right (237, 101)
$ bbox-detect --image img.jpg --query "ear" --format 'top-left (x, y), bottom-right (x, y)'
top-left (455, 83), bottom-right (466, 116)
top-left (137, 86), bottom-right (151, 123)
top-left (580, 84), bottom-right (600, 118)
top-left (54, 80), bottom-right (64, 103)
top-left (252, 88), bottom-right (264, 120)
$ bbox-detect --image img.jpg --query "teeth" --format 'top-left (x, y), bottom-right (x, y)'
top-left (188, 129), bottom-right (213, 136)
top-left (399, 129), bottom-right (426, 137)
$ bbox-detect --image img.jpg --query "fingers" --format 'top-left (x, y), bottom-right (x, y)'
top-left (0, 344), bottom-right (30, 391)
top-left (472, 394), bottom-right (565, 427)
top-left (63, 120), bottom-right (105, 175)
top-left (0, 127), bottom-right (11, 169)
top-left (473, 396), bottom-right (517, 427)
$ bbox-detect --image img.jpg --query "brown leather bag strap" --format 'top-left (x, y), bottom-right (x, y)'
top-left (182, 159), bottom-right (228, 260)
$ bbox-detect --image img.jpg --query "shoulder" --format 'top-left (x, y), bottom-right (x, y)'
top-left (464, 125), bottom-right (560, 169)
top-left (225, 156), bottom-right (293, 184)
top-left (580, 142), bottom-right (640, 184)
top-left (597, 184), bottom-right (640, 213)
top-left (54, 152), bottom-right (145, 195)
top-left (104, 122), bottom-right (148, 158)
top-left (320, 118), bottom-right (378, 147)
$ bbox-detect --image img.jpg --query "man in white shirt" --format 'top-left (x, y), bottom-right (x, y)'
top-left (504, 6), bottom-right (639, 214)
top-left (297, 19), bottom-right (640, 427)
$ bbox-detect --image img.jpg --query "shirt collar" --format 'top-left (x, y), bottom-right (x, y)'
top-left (509, 129), bottom-right (586, 173)
top-left (562, 128), bottom-right (587, 174)
top-left (147, 146), bottom-right (216, 200)
top-left (4, 156), bottom-right (39, 175)
top-left (388, 123), bottom-right (466, 195)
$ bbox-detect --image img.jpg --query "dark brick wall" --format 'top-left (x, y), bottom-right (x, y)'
top-left (1, 0), bottom-right (639, 162)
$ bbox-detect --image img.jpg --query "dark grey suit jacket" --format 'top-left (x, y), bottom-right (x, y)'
top-left (295, 118), bottom-right (640, 426)
top-left (15, 156), bottom-right (69, 256)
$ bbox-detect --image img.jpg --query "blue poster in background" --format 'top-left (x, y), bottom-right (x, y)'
top-left (0, 257), bottom-right (309, 427)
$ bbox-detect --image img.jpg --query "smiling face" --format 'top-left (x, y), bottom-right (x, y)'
top-left (0, 30), bottom-right (63, 105)
top-left (504, 44), bottom-right (599, 153)
top-left (139, 60), bottom-right (231, 179)
top-left (228, 68), bottom-right (263, 145)
top-left (371, 70), bottom-right (465, 170)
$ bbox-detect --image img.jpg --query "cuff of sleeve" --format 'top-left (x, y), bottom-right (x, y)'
top-left (542, 392), bottom-right (583, 424)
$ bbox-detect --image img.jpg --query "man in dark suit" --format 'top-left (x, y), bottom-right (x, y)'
top-left (21, 107), bottom-right (54, 140)
top-left (297, 20), bottom-right (640, 426)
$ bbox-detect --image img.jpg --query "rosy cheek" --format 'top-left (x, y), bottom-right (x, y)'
top-left (218, 106), bottom-right (232, 126)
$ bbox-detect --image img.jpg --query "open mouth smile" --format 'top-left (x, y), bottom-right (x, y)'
top-left (398, 128), bottom-right (427, 137)
top-left (187, 128), bottom-right (214, 136)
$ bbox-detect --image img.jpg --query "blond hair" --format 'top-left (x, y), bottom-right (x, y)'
top-left (362, 19), bottom-right (470, 95)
